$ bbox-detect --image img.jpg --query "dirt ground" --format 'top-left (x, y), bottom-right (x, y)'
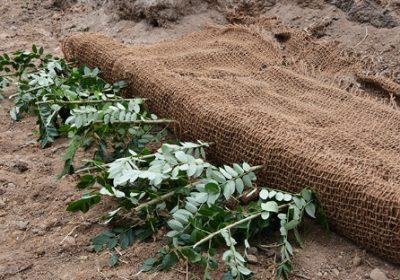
top-left (0, 0), bottom-right (400, 279)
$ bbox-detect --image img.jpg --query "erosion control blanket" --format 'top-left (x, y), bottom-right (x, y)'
top-left (62, 19), bottom-right (400, 263)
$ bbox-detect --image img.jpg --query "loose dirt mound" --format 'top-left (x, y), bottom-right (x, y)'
top-left (107, 0), bottom-right (199, 26)
top-left (62, 19), bottom-right (400, 263)
top-left (106, 0), bottom-right (278, 26)
top-left (104, 0), bottom-right (400, 28)
top-left (329, 0), bottom-right (399, 28)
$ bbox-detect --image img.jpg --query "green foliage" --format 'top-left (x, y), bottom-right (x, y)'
top-left (66, 193), bottom-right (101, 213)
top-left (3, 46), bottom-right (320, 279)
top-left (69, 140), bottom-right (316, 279)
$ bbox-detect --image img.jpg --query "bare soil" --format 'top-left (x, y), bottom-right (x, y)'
top-left (0, 0), bottom-right (399, 279)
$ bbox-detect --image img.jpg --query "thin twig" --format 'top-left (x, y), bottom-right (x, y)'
top-left (353, 27), bottom-right (368, 49)
top-left (26, 84), bottom-right (53, 93)
top-left (35, 98), bottom-right (147, 105)
top-left (258, 243), bottom-right (283, 249)
top-left (8, 93), bottom-right (19, 99)
top-left (0, 73), bottom-right (17, 78)
top-left (98, 270), bottom-right (111, 280)
top-left (94, 119), bottom-right (177, 125)
top-left (76, 142), bottom-right (214, 174)
top-left (133, 165), bottom-right (264, 214)
top-left (133, 187), bottom-right (186, 213)
top-left (171, 267), bottom-right (187, 275)
top-left (194, 198), bottom-right (286, 249)
top-left (193, 212), bottom-right (262, 248)
top-left (75, 153), bottom-right (156, 174)
top-left (59, 225), bottom-right (79, 245)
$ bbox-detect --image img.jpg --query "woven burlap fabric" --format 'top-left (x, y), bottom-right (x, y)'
top-left (62, 21), bottom-right (400, 263)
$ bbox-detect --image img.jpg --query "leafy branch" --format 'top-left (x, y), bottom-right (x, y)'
top-left (1, 45), bottom-right (321, 280)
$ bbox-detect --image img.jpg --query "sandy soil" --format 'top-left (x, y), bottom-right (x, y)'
top-left (0, 0), bottom-right (400, 279)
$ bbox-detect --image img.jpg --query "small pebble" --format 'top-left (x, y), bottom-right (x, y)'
top-left (332, 268), bottom-right (340, 277)
top-left (246, 254), bottom-right (258, 264)
top-left (84, 245), bottom-right (95, 253)
top-left (369, 268), bottom-right (388, 280)
top-left (15, 221), bottom-right (29, 231)
top-left (0, 198), bottom-right (6, 209)
top-left (96, 254), bottom-right (110, 270)
top-left (32, 228), bottom-right (45, 236)
top-left (62, 236), bottom-right (76, 246)
top-left (247, 247), bottom-right (258, 255)
top-left (353, 255), bottom-right (362, 267)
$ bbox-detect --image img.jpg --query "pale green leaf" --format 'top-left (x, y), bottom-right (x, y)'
top-left (235, 178), bottom-right (244, 194)
top-left (259, 189), bottom-right (269, 200)
top-left (305, 203), bottom-right (316, 218)
top-left (223, 180), bottom-right (236, 199)
top-left (167, 219), bottom-right (184, 231)
top-left (261, 201), bottom-right (279, 213)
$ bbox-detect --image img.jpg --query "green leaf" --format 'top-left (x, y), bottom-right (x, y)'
top-left (66, 194), bottom-right (101, 213)
top-left (108, 238), bottom-right (118, 250)
top-left (233, 163), bottom-right (244, 175)
top-left (259, 189), bottom-right (269, 200)
top-left (119, 229), bottom-right (135, 249)
top-left (181, 248), bottom-right (202, 263)
top-left (278, 213), bottom-right (287, 220)
top-left (109, 253), bottom-right (119, 267)
top-left (76, 175), bottom-right (95, 189)
top-left (224, 165), bottom-right (238, 177)
top-left (242, 175), bottom-right (252, 188)
top-left (285, 220), bottom-right (300, 230)
top-left (284, 240), bottom-right (293, 255)
top-left (10, 107), bottom-right (19, 121)
top-left (219, 168), bottom-right (232, 179)
top-left (268, 190), bottom-right (277, 198)
top-left (175, 151), bottom-right (188, 163)
top-left (187, 164), bottom-right (197, 177)
top-left (141, 257), bottom-right (158, 272)
top-left (293, 196), bottom-right (305, 209)
top-left (235, 178), bottom-right (244, 194)
top-left (32, 44), bottom-right (37, 54)
top-left (293, 227), bottom-right (303, 248)
top-left (92, 231), bottom-right (115, 252)
top-left (205, 183), bottom-right (219, 194)
top-left (242, 162), bottom-right (251, 172)
top-left (221, 272), bottom-right (234, 280)
top-left (167, 219), bottom-right (184, 231)
top-left (283, 193), bottom-right (292, 201)
top-left (172, 212), bottom-right (188, 225)
top-left (92, 68), bottom-right (100, 76)
top-left (175, 209), bottom-right (193, 218)
top-left (305, 203), bottom-right (316, 218)
top-left (238, 265), bottom-right (252, 275)
top-left (261, 211), bottom-right (270, 220)
top-left (166, 230), bottom-right (179, 238)
top-left (212, 170), bottom-right (226, 183)
top-left (193, 192), bottom-right (208, 204)
top-left (223, 180), bottom-right (235, 199)
top-left (301, 189), bottom-right (312, 202)
top-left (62, 136), bottom-right (82, 161)
top-left (161, 252), bottom-right (179, 270)
top-left (276, 192), bottom-right (284, 201)
top-left (261, 201), bottom-right (279, 213)
top-left (83, 66), bottom-right (90, 76)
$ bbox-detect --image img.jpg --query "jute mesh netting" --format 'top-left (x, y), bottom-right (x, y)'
top-left (62, 18), bottom-right (400, 263)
